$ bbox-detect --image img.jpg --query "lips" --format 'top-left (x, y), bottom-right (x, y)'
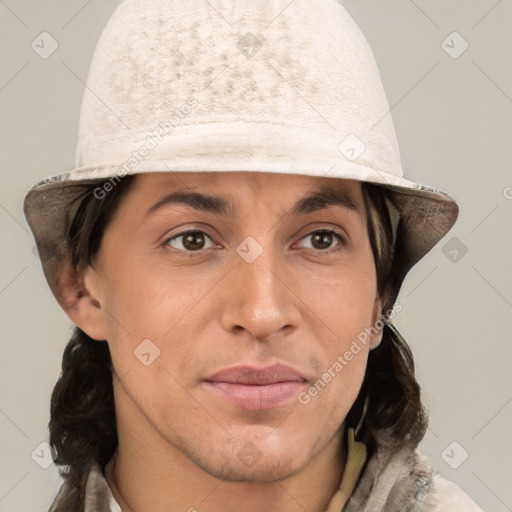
top-left (207, 364), bottom-right (307, 385)
top-left (204, 363), bottom-right (307, 411)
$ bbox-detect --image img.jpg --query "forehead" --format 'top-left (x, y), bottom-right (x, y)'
top-left (129, 171), bottom-right (366, 219)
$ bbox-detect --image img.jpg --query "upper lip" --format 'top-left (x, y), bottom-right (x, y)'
top-left (205, 363), bottom-right (307, 385)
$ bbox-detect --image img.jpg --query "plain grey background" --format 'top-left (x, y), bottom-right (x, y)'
top-left (1, 1), bottom-right (511, 511)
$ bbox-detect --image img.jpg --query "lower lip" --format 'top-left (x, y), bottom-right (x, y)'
top-left (205, 381), bottom-right (305, 410)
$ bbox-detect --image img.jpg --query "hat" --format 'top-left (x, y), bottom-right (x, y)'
top-left (23, 0), bottom-right (458, 303)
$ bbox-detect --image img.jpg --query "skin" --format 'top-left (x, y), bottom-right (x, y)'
top-left (60, 171), bottom-right (382, 512)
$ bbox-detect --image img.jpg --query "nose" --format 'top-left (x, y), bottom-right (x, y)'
top-left (219, 242), bottom-right (302, 343)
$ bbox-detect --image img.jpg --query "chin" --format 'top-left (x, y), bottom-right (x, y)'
top-left (173, 429), bottom-right (307, 483)
top-left (196, 452), bottom-right (300, 483)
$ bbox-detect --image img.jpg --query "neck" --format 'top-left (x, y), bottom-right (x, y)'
top-left (105, 395), bottom-right (347, 512)
top-left (107, 447), bottom-right (344, 512)
top-left (106, 441), bottom-right (345, 512)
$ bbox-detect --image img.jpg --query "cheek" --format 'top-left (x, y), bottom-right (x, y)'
top-left (286, 254), bottom-right (376, 424)
top-left (97, 261), bottom-right (209, 430)
top-left (95, 255), bottom-right (215, 390)
top-left (299, 260), bottom-right (375, 372)
top-left (299, 249), bottom-right (378, 335)
top-left (98, 252), bottom-right (206, 339)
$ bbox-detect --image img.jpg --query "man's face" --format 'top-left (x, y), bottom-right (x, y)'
top-left (84, 171), bottom-right (381, 481)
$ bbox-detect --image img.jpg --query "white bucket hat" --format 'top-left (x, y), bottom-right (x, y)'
top-left (23, 0), bottom-right (458, 302)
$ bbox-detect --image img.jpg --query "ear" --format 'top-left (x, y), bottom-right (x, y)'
top-left (53, 258), bottom-right (108, 341)
top-left (369, 295), bottom-right (384, 350)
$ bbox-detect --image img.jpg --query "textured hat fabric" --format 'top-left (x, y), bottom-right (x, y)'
top-left (23, 0), bottom-right (458, 301)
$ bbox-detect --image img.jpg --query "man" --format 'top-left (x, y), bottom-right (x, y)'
top-left (23, 1), bottom-right (483, 510)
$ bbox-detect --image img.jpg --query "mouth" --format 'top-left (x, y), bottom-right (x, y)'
top-left (204, 363), bottom-right (308, 411)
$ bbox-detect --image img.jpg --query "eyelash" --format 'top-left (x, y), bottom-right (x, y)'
top-left (162, 228), bottom-right (346, 255)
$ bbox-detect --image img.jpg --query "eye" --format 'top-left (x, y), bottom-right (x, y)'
top-left (297, 229), bottom-right (345, 252)
top-left (163, 228), bottom-right (345, 254)
top-left (164, 230), bottom-right (216, 252)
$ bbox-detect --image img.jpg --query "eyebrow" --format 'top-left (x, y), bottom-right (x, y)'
top-left (145, 185), bottom-right (359, 219)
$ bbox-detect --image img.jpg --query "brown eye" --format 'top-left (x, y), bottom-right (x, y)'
top-left (298, 229), bottom-right (345, 252)
top-left (165, 230), bottom-right (214, 252)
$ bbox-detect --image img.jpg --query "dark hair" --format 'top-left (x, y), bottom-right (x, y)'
top-left (48, 176), bottom-right (427, 509)
top-left (348, 184), bottom-right (428, 455)
top-left (48, 176), bottom-right (136, 510)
